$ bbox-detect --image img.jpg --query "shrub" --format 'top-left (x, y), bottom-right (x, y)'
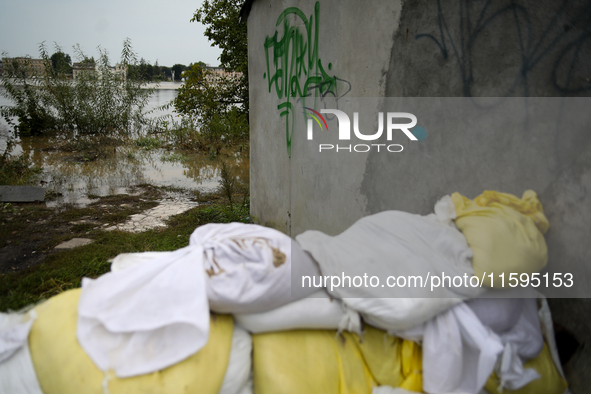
top-left (0, 39), bottom-right (153, 138)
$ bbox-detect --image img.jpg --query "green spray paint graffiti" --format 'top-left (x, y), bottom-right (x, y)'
top-left (263, 1), bottom-right (350, 157)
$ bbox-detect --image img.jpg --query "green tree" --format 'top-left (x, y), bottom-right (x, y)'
top-left (173, 62), bottom-right (248, 154)
top-left (172, 64), bottom-right (186, 81)
top-left (50, 51), bottom-right (72, 75)
top-left (191, 0), bottom-right (248, 113)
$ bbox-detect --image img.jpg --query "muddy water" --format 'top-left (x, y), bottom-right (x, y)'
top-left (17, 135), bottom-right (249, 207)
top-left (1, 88), bottom-right (249, 207)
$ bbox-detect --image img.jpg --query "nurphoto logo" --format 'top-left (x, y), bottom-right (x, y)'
top-left (304, 108), bottom-right (424, 153)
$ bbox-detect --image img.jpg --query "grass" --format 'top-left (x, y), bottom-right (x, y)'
top-left (0, 152), bottom-right (42, 185)
top-left (0, 199), bottom-right (250, 312)
top-left (134, 136), bottom-right (165, 150)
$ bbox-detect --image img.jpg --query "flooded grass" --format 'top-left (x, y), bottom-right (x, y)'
top-left (11, 132), bottom-right (249, 207)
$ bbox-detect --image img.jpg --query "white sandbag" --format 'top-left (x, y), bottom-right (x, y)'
top-left (401, 292), bottom-right (548, 394)
top-left (78, 222), bottom-right (320, 377)
top-left (109, 227), bottom-right (320, 314)
top-left (201, 224), bottom-right (319, 313)
top-left (219, 324), bottom-right (252, 394)
top-left (466, 297), bottom-right (524, 333)
top-left (421, 302), bottom-right (505, 394)
top-left (0, 310), bottom-right (44, 394)
top-left (234, 290), bottom-right (361, 334)
top-left (78, 245), bottom-right (210, 377)
top-left (296, 203), bottom-right (481, 332)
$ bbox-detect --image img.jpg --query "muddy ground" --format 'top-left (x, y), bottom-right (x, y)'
top-left (0, 184), bottom-right (185, 274)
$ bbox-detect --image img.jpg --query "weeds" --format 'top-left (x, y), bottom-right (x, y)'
top-left (0, 39), bottom-right (153, 138)
top-left (135, 136), bottom-right (164, 150)
top-left (219, 161), bottom-right (236, 205)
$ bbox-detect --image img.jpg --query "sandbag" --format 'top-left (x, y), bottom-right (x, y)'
top-left (252, 326), bottom-right (422, 394)
top-left (0, 310), bottom-right (43, 394)
top-left (452, 190), bottom-right (549, 287)
top-left (78, 223), bottom-right (319, 377)
top-left (234, 290), bottom-right (361, 334)
top-left (253, 330), bottom-right (375, 394)
top-left (109, 228), bottom-right (320, 314)
top-left (219, 324), bottom-right (253, 394)
top-left (296, 209), bottom-right (479, 332)
top-left (29, 289), bottom-right (234, 394)
top-left (484, 343), bottom-right (568, 394)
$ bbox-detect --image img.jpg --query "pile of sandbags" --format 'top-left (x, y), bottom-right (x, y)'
top-left (0, 190), bottom-right (570, 394)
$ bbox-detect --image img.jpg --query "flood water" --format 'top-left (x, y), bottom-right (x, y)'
top-left (0, 85), bottom-right (249, 206)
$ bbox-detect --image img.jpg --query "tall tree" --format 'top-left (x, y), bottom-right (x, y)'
top-left (191, 0), bottom-right (248, 113)
top-left (50, 51), bottom-right (72, 75)
top-left (172, 64), bottom-right (186, 81)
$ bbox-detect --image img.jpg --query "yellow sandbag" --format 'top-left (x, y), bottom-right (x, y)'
top-left (252, 326), bottom-right (423, 394)
top-left (29, 288), bottom-right (233, 394)
top-left (452, 190), bottom-right (549, 287)
top-left (353, 325), bottom-right (422, 392)
top-left (485, 343), bottom-right (568, 394)
top-left (398, 339), bottom-right (422, 392)
top-left (253, 330), bottom-right (375, 394)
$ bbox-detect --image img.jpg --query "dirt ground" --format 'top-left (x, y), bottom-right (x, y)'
top-left (0, 184), bottom-right (167, 274)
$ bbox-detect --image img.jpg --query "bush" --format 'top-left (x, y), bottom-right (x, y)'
top-left (0, 39), bottom-right (153, 138)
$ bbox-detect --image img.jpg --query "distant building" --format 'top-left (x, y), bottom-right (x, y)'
top-left (72, 62), bottom-right (126, 81)
top-left (2, 57), bottom-right (47, 77)
top-left (72, 62), bottom-right (95, 80)
top-left (204, 66), bottom-right (243, 84)
top-left (95, 63), bottom-right (127, 81)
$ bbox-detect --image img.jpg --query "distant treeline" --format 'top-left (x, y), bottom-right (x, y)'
top-left (38, 50), bottom-right (189, 82)
top-left (127, 60), bottom-right (188, 82)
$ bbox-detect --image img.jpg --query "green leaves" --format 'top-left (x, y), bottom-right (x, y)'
top-left (0, 40), bottom-right (153, 137)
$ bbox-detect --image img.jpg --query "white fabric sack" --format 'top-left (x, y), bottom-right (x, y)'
top-left (110, 227), bottom-right (319, 314)
top-left (400, 293), bottom-right (547, 394)
top-left (0, 310), bottom-right (44, 394)
top-left (78, 245), bottom-right (209, 378)
top-left (202, 227), bottom-right (318, 314)
top-left (469, 296), bottom-right (544, 390)
top-left (420, 302), bottom-right (505, 394)
top-left (296, 203), bottom-right (480, 332)
top-left (219, 324), bottom-right (252, 394)
top-left (234, 290), bottom-right (361, 334)
top-left (78, 222), bottom-right (318, 377)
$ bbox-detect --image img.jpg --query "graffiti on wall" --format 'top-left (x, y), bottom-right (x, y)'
top-left (415, 0), bottom-right (591, 97)
top-left (263, 1), bottom-right (350, 157)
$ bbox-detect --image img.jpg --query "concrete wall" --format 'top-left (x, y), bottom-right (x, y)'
top-left (246, 1), bottom-right (590, 390)
top-left (248, 0), bottom-right (403, 234)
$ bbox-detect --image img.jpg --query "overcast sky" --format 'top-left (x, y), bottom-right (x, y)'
top-left (0, 0), bottom-right (223, 67)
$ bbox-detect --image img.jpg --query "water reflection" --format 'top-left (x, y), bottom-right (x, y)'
top-left (2, 87), bottom-right (249, 207)
top-left (20, 134), bottom-right (249, 207)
